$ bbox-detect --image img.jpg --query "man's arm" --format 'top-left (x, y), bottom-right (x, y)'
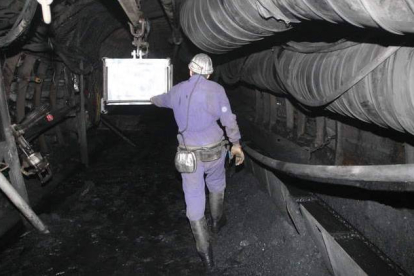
top-left (217, 88), bottom-right (241, 144)
top-left (150, 93), bottom-right (171, 108)
top-left (151, 85), bottom-right (179, 108)
top-left (217, 89), bottom-right (245, 165)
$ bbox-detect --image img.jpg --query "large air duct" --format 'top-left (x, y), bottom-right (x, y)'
top-left (218, 44), bottom-right (414, 136)
top-left (182, 0), bottom-right (414, 136)
top-left (180, 0), bottom-right (291, 53)
top-left (217, 50), bottom-right (284, 93)
top-left (180, 0), bottom-right (414, 53)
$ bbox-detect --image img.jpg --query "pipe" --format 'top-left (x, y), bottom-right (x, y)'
top-left (0, 0), bottom-right (38, 48)
top-left (243, 145), bottom-right (414, 192)
top-left (218, 44), bottom-right (414, 136)
top-left (180, 0), bottom-right (414, 53)
top-left (180, 0), bottom-right (291, 54)
top-left (217, 50), bottom-right (284, 93)
top-left (275, 44), bottom-right (402, 107)
top-left (276, 43), bottom-right (414, 134)
top-left (0, 60), bottom-right (29, 202)
top-left (0, 173), bottom-right (49, 233)
top-left (24, 106), bottom-right (77, 142)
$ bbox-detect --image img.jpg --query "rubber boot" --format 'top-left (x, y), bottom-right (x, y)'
top-left (190, 217), bottom-right (215, 271)
top-left (210, 191), bottom-right (227, 234)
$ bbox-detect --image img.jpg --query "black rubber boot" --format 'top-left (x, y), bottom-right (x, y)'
top-left (190, 217), bottom-right (215, 271)
top-left (210, 191), bottom-right (227, 234)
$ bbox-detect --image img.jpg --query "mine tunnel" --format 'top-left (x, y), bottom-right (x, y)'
top-left (0, 0), bottom-right (413, 275)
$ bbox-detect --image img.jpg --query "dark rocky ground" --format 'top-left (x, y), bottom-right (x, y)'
top-left (0, 107), bottom-right (329, 276)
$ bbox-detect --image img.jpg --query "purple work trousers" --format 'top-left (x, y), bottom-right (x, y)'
top-left (182, 150), bottom-right (227, 221)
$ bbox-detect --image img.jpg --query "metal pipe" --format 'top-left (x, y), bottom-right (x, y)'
top-left (244, 145), bottom-right (414, 191)
top-left (0, 173), bottom-right (49, 233)
top-left (24, 106), bottom-right (76, 142)
top-left (0, 62), bottom-right (29, 202)
top-left (180, 0), bottom-right (414, 53)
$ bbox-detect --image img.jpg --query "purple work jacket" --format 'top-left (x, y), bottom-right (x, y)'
top-left (151, 75), bottom-right (241, 147)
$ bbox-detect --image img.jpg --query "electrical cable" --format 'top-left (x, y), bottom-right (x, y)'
top-left (0, 0), bottom-right (38, 48)
top-left (178, 74), bottom-right (202, 149)
top-left (243, 144), bottom-right (414, 191)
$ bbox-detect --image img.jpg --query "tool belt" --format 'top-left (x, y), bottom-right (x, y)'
top-left (175, 140), bottom-right (228, 174)
top-left (178, 140), bottom-right (227, 162)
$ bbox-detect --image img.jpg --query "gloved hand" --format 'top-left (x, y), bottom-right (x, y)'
top-left (231, 143), bottom-right (245, 166)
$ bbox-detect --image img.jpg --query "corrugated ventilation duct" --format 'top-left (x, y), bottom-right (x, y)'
top-left (180, 0), bottom-right (414, 53)
top-left (218, 44), bottom-right (414, 135)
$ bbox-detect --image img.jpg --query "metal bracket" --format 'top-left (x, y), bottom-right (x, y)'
top-left (11, 124), bottom-right (52, 184)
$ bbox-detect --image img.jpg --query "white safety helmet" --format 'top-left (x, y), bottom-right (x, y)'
top-left (188, 53), bottom-right (214, 75)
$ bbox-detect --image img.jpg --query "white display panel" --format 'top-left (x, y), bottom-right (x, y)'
top-left (103, 58), bottom-right (173, 105)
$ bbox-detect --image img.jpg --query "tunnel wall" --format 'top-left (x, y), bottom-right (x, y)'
top-left (227, 84), bottom-right (414, 274)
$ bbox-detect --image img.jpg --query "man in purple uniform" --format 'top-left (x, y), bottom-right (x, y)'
top-left (151, 53), bottom-right (244, 270)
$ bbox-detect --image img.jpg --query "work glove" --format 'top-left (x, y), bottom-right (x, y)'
top-left (231, 143), bottom-right (245, 166)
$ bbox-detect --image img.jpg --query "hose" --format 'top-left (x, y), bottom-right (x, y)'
top-left (0, 0), bottom-right (38, 48)
top-left (244, 145), bottom-right (414, 192)
top-left (180, 0), bottom-right (414, 53)
top-left (278, 45), bottom-right (402, 107)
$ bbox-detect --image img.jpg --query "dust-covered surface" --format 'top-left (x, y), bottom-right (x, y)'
top-left (0, 107), bottom-right (328, 276)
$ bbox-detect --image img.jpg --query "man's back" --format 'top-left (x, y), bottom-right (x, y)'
top-left (169, 75), bottom-right (225, 147)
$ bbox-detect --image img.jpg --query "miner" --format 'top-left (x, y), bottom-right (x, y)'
top-left (150, 53), bottom-right (244, 270)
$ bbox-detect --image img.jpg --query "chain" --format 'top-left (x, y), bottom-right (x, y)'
top-left (129, 19), bottom-right (149, 57)
top-left (128, 0), bottom-right (149, 57)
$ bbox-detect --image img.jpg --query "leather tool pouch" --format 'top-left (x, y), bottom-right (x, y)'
top-left (175, 149), bottom-right (197, 173)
